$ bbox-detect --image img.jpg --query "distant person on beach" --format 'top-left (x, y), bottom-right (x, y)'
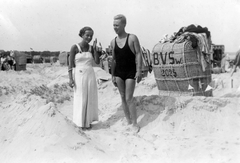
top-left (1, 55), bottom-right (9, 71)
top-left (220, 53), bottom-right (231, 73)
top-left (231, 46), bottom-right (240, 76)
top-left (0, 54), bottom-right (2, 71)
top-left (68, 26), bottom-right (102, 130)
top-left (110, 14), bottom-right (142, 133)
top-left (100, 51), bottom-right (110, 73)
top-left (9, 51), bottom-right (16, 70)
top-left (7, 55), bottom-right (15, 70)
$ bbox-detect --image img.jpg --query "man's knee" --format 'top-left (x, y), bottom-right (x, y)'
top-left (120, 93), bottom-right (126, 100)
top-left (126, 97), bottom-right (135, 105)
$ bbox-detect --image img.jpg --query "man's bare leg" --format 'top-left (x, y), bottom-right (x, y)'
top-left (128, 100), bottom-right (137, 125)
top-left (125, 79), bottom-right (140, 132)
top-left (116, 77), bottom-right (132, 124)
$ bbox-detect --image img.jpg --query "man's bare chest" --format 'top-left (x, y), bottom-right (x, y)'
top-left (116, 37), bottom-right (127, 48)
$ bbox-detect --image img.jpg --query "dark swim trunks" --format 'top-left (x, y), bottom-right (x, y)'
top-left (114, 34), bottom-right (136, 81)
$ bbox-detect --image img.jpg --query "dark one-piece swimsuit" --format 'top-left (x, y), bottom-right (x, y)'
top-left (114, 34), bottom-right (136, 81)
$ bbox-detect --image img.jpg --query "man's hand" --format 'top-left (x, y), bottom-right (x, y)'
top-left (112, 76), bottom-right (117, 87)
top-left (69, 79), bottom-right (75, 88)
top-left (135, 71), bottom-right (142, 83)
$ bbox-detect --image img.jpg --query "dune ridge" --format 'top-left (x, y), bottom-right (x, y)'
top-left (0, 63), bottom-right (240, 163)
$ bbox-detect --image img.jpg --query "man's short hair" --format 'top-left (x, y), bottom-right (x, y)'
top-left (114, 14), bottom-right (127, 25)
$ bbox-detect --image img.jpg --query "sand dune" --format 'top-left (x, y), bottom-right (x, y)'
top-left (0, 63), bottom-right (240, 163)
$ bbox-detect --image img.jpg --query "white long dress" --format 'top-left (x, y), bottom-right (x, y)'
top-left (72, 44), bottom-right (98, 128)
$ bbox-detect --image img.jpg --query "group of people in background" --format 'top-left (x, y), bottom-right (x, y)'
top-left (215, 46), bottom-right (240, 76)
top-left (231, 46), bottom-right (240, 76)
top-left (0, 53), bottom-right (16, 71)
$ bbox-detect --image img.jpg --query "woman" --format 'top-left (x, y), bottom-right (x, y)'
top-left (68, 26), bottom-right (101, 130)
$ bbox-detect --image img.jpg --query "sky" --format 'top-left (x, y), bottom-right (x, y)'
top-left (0, 0), bottom-right (240, 52)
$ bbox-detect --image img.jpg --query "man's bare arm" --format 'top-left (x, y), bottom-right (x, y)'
top-left (110, 39), bottom-right (116, 76)
top-left (131, 34), bottom-right (142, 82)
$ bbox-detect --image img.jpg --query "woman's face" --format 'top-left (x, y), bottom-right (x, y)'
top-left (82, 30), bottom-right (93, 43)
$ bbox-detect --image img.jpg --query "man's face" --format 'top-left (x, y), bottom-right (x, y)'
top-left (113, 19), bottom-right (125, 34)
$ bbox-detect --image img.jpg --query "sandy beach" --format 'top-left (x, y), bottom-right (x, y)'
top-left (0, 63), bottom-right (240, 163)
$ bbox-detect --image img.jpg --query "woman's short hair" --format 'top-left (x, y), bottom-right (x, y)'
top-left (79, 26), bottom-right (93, 37)
top-left (114, 14), bottom-right (127, 25)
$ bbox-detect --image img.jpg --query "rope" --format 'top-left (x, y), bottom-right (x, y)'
top-left (155, 74), bottom-right (211, 81)
top-left (171, 42), bottom-right (182, 95)
top-left (197, 47), bottom-right (205, 96)
top-left (160, 43), bottom-right (170, 96)
top-left (202, 50), bottom-right (212, 96)
top-left (182, 41), bottom-right (195, 96)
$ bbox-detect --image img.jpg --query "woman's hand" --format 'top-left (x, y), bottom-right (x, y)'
top-left (69, 78), bottom-right (75, 88)
top-left (93, 38), bottom-right (102, 54)
top-left (93, 38), bottom-right (97, 52)
top-left (98, 42), bottom-right (102, 53)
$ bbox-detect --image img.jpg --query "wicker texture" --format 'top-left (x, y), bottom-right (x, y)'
top-left (16, 64), bottom-right (26, 71)
top-left (152, 40), bottom-right (212, 96)
top-left (58, 52), bottom-right (68, 65)
top-left (13, 51), bottom-right (27, 65)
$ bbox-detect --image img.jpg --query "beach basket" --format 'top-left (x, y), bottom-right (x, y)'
top-left (13, 51), bottom-right (27, 65)
top-left (58, 52), bottom-right (68, 66)
top-left (141, 47), bottom-right (151, 78)
top-left (42, 56), bottom-right (51, 63)
top-left (16, 64), bottom-right (26, 71)
top-left (12, 51), bottom-right (27, 71)
top-left (141, 63), bottom-right (149, 78)
top-left (152, 40), bottom-right (212, 96)
top-left (33, 55), bottom-right (43, 64)
top-left (50, 56), bottom-right (58, 63)
top-left (26, 54), bottom-right (33, 63)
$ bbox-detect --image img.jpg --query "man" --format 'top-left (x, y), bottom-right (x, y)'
top-left (110, 14), bottom-right (142, 133)
top-left (231, 46), bottom-right (240, 76)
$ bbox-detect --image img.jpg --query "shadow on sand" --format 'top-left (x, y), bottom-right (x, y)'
top-left (92, 95), bottom-right (184, 130)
